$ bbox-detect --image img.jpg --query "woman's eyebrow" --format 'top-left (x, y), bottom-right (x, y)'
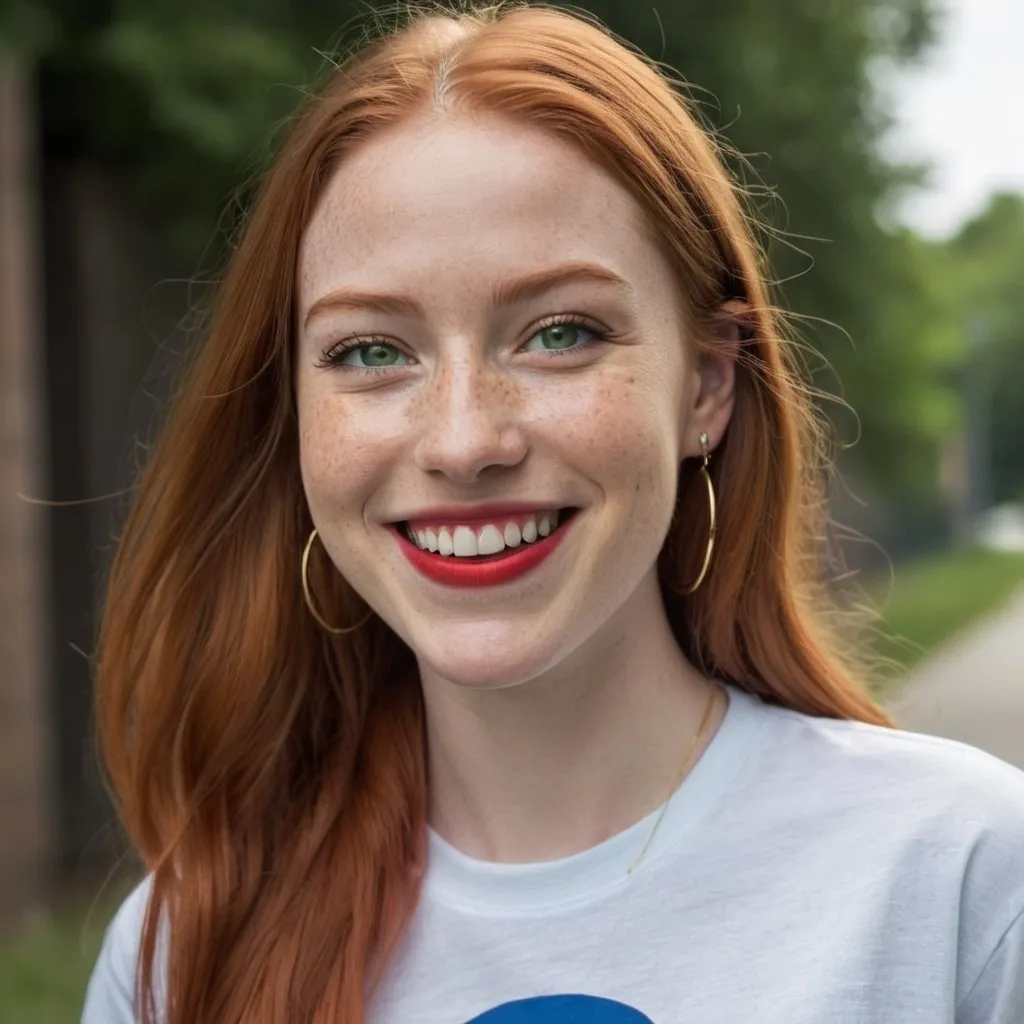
top-left (303, 261), bottom-right (633, 328)
top-left (491, 261), bottom-right (632, 307)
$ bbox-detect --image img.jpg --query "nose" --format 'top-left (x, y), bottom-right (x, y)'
top-left (412, 353), bottom-right (528, 483)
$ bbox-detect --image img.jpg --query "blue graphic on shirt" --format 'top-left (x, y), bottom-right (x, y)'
top-left (468, 994), bottom-right (653, 1022)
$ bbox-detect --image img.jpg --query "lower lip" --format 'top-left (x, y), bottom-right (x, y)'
top-left (391, 515), bottom-right (575, 588)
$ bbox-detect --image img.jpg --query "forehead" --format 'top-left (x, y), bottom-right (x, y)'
top-left (297, 113), bottom-right (673, 313)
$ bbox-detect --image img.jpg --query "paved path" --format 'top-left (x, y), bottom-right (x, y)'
top-left (885, 589), bottom-right (1024, 770)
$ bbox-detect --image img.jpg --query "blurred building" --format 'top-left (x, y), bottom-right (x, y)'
top-left (1, 60), bottom-right (187, 928)
top-left (0, 61), bottom-right (54, 927)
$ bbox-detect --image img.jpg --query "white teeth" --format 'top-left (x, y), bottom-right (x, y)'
top-left (437, 527), bottom-right (454, 556)
top-left (407, 510), bottom-right (567, 555)
top-left (452, 525), bottom-right (478, 557)
top-left (477, 524), bottom-right (505, 556)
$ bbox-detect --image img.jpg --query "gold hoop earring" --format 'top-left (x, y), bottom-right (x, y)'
top-left (684, 432), bottom-right (717, 595)
top-left (301, 528), bottom-right (373, 634)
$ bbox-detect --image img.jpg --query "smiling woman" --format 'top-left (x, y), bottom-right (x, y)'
top-left (294, 111), bottom-right (737, 690)
top-left (82, 4), bottom-right (1024, 1024)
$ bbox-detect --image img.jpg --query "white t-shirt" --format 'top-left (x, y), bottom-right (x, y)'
top-left (82, 684), bottom-right (1024, 1023)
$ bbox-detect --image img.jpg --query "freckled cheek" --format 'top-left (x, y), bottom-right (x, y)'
top-left (297, 395), bottom-right (392, 510)
top-left (548, 378), bottom-right (679, 519)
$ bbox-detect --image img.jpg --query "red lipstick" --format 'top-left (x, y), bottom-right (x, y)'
top-left (391, 513), bottom-right (575, 588)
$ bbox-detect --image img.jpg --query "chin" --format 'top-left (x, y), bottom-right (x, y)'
top-left (414, 627), bottom-right (566, 692)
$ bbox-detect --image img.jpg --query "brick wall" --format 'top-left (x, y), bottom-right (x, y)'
top-left (0, 59), bottom-right (197, 920)
top-left (0, 62), bottom-right (56, 926)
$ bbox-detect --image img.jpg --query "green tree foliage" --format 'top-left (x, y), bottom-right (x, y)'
top-left (0, 0), bottom-right (55, 57)
top-left (587, 0), bottom-right (950, 502)
top-left (924, 193), bottom-right (1024, 504)
top-left (21, 0), bottom-right (957, 502)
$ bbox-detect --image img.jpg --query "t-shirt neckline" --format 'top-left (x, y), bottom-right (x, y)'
top-left (423, 682), bottom-right (768, 915)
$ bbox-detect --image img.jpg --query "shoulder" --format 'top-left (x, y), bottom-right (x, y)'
top-left (755, 693), bottom-right (1024, 834)
top-left (81, 876), bottom-right (155, 1024)
top-left (741, 690), bottom-right (1024, 969)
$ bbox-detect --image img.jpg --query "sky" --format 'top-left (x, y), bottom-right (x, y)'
top-left (885, 0), bottom-right (1024, 239)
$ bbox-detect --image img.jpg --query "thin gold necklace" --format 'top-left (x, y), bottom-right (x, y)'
top-left (625, 682), bottom-right (722, 876)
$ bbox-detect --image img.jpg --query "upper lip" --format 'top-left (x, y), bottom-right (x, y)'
top-left (387, 502), bottom-right (575, 526)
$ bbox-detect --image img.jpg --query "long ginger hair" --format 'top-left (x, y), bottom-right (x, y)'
top-left (96, 4), bottom-right (892, 1021)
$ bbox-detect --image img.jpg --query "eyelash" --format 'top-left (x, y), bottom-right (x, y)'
top-left (315, 313), bottom-right (612, 373)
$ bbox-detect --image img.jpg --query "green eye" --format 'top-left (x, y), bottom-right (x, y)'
top-left (523, 322), bottom-right (595, 353)
top-left (338, 342), bottom-right (408, 368)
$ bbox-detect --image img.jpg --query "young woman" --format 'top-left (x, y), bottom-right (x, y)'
top-left (82, 4), bottom-right (1024, 1022)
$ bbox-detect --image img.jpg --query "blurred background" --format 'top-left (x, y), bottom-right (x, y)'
top-left (1, 0), bottom-right (1021, 1017)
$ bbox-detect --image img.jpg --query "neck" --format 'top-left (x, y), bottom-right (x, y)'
top-left (419, 575), bottom-right (724, 863)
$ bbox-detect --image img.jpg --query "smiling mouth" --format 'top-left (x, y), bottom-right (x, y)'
top-left (398, 508), bottom-right (579, 560)
top-left (390, 508), bottom-right (579, 587)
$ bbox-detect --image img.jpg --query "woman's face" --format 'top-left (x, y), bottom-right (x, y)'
top-left (296, 112), bottom-right (735, 689)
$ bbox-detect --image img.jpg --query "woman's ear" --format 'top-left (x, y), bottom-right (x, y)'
top-left (681, 300), bottom-right (747, 459)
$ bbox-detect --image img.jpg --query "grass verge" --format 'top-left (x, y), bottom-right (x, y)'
top-left (869, 546), bottom-right (1024, 675)
top-left (0, 908), bottom-right (108, 1024)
